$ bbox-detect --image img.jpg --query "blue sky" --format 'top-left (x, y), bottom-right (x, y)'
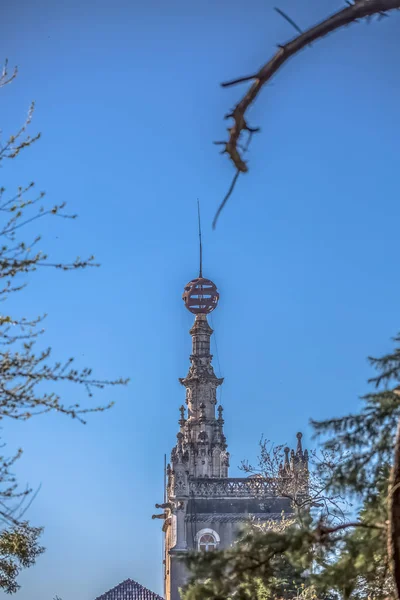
top-left (1, 0), bottom-right (399, 598)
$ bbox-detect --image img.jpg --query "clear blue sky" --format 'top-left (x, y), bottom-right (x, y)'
top-left (1, 0), bottom-right (399, 598)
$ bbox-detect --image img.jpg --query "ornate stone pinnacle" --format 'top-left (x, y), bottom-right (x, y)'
top-left (173, 285), bottom-right (228, 479)
top-left (179, 405), bottom-right (185, 427)
top-left (296, 431), bottom-right (303, 454)
top-left (284, 446), bottom-right (290, 468)
top-left (217, 404), bottom-right (224, 426)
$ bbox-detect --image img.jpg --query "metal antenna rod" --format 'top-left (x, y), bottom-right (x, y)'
top-left (197, 199), bottom-right (203, 278)
top-left (163, 453), bottom-right (167, 503)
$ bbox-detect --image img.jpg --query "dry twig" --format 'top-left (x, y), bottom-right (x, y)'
top-left (213, 0), bottom-right (400, 226)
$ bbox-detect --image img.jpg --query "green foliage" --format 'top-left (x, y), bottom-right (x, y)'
top-left (0, 523), bottom-right (43, 593)
top-left (183, 523), bottom-right (322, 600)
top-left (183, 333), bottom-right (400, 599)
top-left (0, 60), bottom-right (128, 592)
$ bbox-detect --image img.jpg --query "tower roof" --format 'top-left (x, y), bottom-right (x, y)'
top-left (94, 578), bottom-right (164, 600)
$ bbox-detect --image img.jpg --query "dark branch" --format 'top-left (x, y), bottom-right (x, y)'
top-left (213, 130), bottom-right (255, 228)
top-left (274, 7), bottom-right (303, 35)
top-left (220, 0), bottom-right (400, 174)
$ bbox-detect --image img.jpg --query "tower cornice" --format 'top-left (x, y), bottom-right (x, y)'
top-left (179, 375), bottom-right (224, 388)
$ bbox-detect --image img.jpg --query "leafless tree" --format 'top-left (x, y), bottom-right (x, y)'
top-left (241, 437), bottom-right (350, 525)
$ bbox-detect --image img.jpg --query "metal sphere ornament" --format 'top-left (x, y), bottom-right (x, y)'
top-left (182, 277), bottom-right (219, 314)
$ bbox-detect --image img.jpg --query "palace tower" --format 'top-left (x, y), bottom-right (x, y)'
top-left (153, 272), bottom-right (308, 600)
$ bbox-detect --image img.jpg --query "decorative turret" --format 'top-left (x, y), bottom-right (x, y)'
top-left (157, 208), bottom-right (309, 600)
top-left (166, 209), bottom-right (230, 494)
top-left (168, 273), bottom-right (228, 487)
top-left (293, 432), bottom-right (309, 472)
top-left (278, 432), bottom-right (309, 477)
top-left (178, 405), bottom-right (186, 430)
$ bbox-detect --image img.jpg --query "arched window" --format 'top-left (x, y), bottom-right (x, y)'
top-left (196, 528), bottom-right (220, 552)
top-left (198, 533), bottom-right (216, 551)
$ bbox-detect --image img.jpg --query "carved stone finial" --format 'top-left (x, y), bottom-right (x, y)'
top-left (284, 446), bottom-right (290, 467)
top-left (199, 402), bottom-right (206, 421)
top-left (296, 432), bottom-right (303, 454)
top-left (198, 430), bottom-right (208, 443)
top-left (179, 405), bottom-right (186, 427)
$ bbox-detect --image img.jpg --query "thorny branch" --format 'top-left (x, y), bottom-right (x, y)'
top-left (213, 0), bottom-right (400, 227)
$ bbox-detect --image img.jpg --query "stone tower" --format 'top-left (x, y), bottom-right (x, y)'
top-left (153, 274), bottom-right (308, 600)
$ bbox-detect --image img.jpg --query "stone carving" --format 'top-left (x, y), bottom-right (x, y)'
top-left (198, 431), bottom-right (208, 443)
top-left (179, 405), bottom-right (186, 427)
top-left (174, 471), bottom-right (187, 495)
top-left (185, 512), bottom-right (283, 523)
top-left (221, 451), bottom-right (230, 467)
top-left (210, 387), bottom-right (217, 405)
top-left (189, 477), bottom-right (284, 498)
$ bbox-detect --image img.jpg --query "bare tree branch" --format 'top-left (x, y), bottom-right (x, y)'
top-left (241, 437), bottom-right (350, 526)
top-left (0, 60), bottom-right (17, 88)
top-left (212, 130), bottom-right (255, 229)
top-left (219, 0), bottom-right (400, 176)
top-left (274, 7), bottom-right (304, 35)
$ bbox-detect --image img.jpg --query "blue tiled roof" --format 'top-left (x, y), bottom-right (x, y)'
top-left (95, 579), bottom-right (164, 600)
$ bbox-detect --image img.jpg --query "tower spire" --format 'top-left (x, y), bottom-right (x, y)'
top-left (197, 199), bottom-right (203, 278)
top-left (172, 259), bottom-right (228, 480)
